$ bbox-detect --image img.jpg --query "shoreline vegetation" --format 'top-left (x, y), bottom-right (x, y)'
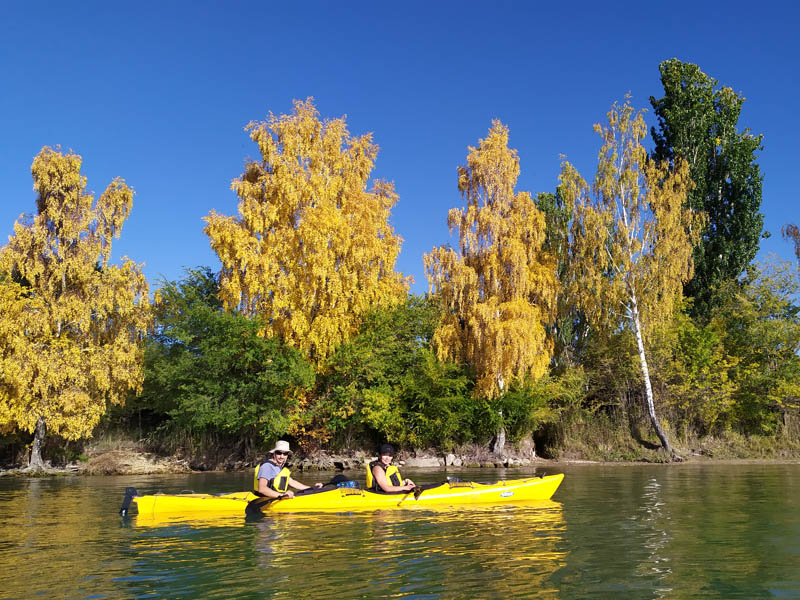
top-left (2, 60), bottom-right (798, 473)
top-left (3, 428), bottom-right (799, 477)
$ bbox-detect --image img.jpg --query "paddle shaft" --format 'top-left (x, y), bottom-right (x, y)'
top-left (246, 474), bottom-right (347, 515)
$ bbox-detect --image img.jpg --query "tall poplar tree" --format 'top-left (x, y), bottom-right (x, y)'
top-left (559, 99), bottom-right (703, 457)
top-left (425, 121), bottom-right (557, 452)
top-left (0, 148), bottom-right (151, 469)
top-left (651, 59), bottom-right (764, 319)
top-left (205, 99), bottom-right (408, 365)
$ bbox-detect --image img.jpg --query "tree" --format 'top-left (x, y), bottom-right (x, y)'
top-left (535, 190), bottom-right (588, 371)
top-left (0, 148), bottom-right (151, 469)
top-left (651, 59), bottom-right (764, 319)
top-left (713, 258), bottom-right (800, 434)
top-left (204, 99), bottom-right (408, 365)
top-left (302, 295), bottom-right (472, 450)
top-left (559, 98), bottom-right (703, 457)
top-left (136, 268), bottom-right (314, 453)
top-left (647, 307), bottom-right (738, 437)
top-left (424, 120), bottom-right (557, 453)
top-left (782, 224), bottom-right (800, 262)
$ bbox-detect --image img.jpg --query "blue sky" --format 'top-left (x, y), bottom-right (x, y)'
top-left (2, 1), bottom-right (797, 295)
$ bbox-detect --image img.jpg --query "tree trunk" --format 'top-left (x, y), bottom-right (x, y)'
top-left (630, 295), bottom-right (677, 458)
top-left (29, 416), bottom-right (47, 470)
top-left (493, 376), bottom-right (506, 455)
top-left (492, 420), bottom-right (506, 455)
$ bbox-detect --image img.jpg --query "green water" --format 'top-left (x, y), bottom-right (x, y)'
top-left (1, 463), bottom-right (798, 599)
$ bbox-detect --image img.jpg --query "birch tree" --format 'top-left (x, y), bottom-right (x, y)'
top-left (425, 121), bottom-right (557, 452)
top-left (205, 99), bottom-right (408, 365)
top-left (0, 148), bottom-right (151, 469)
top-left (559, 99), bottom-right (703, 457)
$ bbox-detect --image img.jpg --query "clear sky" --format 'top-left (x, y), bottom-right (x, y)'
top-left (2, 1), bottom-right (797, 295)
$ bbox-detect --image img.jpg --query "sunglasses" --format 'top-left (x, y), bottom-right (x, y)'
top-left (274, 451), bottom-right (289, 456)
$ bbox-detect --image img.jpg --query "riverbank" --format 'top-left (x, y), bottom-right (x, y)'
top-left (2, 437), bottom-right (799, 477)
top-left (0, 445), bottom-right (543, 477)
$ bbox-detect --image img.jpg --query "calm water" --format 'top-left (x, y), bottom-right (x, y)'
top-left (0, 463), bottom-right (798, 599)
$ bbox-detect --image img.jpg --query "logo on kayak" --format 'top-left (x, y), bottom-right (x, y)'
top-left (500, 491), bottom-right (514, 498)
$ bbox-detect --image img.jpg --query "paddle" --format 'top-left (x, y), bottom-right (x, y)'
top-left (246, 474), bottom-right (349, 516)
top-left (119, 487), bottom-right (139, 516)
top-left (245, 494), bottom-right (283, 516)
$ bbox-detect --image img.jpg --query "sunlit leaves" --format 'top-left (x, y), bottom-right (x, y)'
top-left (204, 99), bottom-right (408, 365)
top-left (560, 99), bottom-right (703, 336)
top-left (425, 121), bottom-right (557, 399)
top-left (559, 98), bottom-right (703, 454)
top-left (0, 147), bottom-right (151, 443)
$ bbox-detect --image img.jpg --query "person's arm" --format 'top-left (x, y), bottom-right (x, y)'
top-left (288, 477), bottom-right (323, 491)
top-left (258, 477), bottom-right (294, 499)
top-left (373, 465), bottom-right (414, 492)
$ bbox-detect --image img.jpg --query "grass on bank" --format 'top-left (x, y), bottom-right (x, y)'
top-left (546, 410), bottom-right (800, 462)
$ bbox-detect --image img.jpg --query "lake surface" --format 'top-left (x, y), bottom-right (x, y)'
top-left (1, 462), bottom-right (798, 599)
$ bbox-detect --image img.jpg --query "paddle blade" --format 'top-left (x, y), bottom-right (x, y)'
top-left (246, 496), bottom-right (278, 517)
top-left (120, 487), bottom-right (139, 516)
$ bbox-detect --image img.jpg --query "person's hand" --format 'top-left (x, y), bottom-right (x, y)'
top-left (313, 482), bottom-right (323, 488)
top-left (283, 490), bottom-right (295, 499)
top-left (405, 483), bottom-right (415, 491)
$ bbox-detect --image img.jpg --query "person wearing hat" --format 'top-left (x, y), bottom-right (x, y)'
top-left (254, 440), bottom-right (322, 499)
top-left (366, 443), bottom-right (416, 493)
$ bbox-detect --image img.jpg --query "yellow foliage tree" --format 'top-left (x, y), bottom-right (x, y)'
top-left (558, 98), bottom-right (704, 457)
top-left (424, 120), bottom-right (557, 451)
top-left (0, 148), bottom-right (151, 469)
top-left (204, 99), bottom-right (408, 365)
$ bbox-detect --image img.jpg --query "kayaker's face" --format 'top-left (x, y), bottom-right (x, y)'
top-left (272, 451), bottom-right (289, 466)
top-left (380, 453), bottom-right (393, 466)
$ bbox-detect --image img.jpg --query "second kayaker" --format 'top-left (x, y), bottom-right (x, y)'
top-left (366, 443), bottom-right (416, 493)
top-left (254, 440), bottom-right (322, 499)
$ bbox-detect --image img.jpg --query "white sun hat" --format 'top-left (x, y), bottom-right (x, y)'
top-left (269, 440), bottom-right (293, 455)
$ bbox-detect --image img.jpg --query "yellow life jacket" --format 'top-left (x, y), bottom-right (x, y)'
top-left (366, 460), bottom-right (402, 491)
top-left (253, 464), bottom-right (292, 494)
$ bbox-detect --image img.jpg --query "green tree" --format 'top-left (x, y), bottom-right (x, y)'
top-left (535, 191), bottom-right (587, 371)
top-left (559, 98), bottom-right (703, 457)
top-left (651, 59), bottom-right (764, 320)
top-left (713, 258), bottom-right (800, 434)
top-left (648, 307), bottom-right (738, 436)
top-left (138, 268), bottom-right (314, 453)
top-left (304, 295), bottom-right (473, 451)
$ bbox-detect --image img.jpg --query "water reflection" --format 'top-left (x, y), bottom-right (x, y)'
top-left (635, 476), bottom-right (673, 598)
top-left (3, 465), bottom-right (799, 598)
top-left (249, 501), bottom-right (566, 598)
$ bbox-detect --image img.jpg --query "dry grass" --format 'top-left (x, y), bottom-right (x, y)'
top-left (84, 450), bottom-right (191, 475)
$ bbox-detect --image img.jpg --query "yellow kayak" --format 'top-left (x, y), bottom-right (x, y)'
top-left (123, 474), bottom-right (564, 517)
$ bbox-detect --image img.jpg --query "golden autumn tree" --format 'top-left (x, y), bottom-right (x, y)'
top-left (0, 148), bottom-right (151, 469)
top-left (204, 99), bottom-right (408, 366)
top-left (559, 98), bottom-right (704, 458)
top-left (424, 121), bottom-right (557, 453)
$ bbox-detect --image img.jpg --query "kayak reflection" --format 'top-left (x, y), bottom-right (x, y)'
top-left (251, 500), bottom-right (566, 597)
